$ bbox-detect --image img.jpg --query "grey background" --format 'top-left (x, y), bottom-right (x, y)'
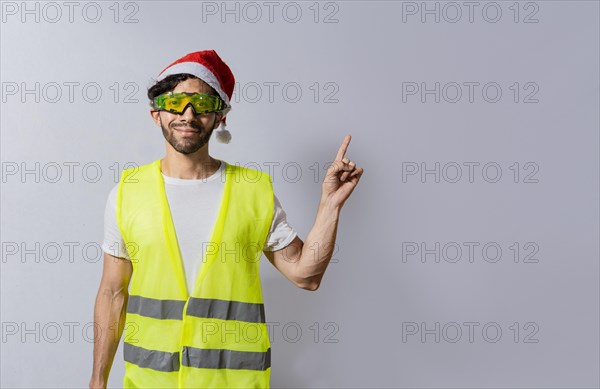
top-left (1, 1), bottom-right (598, 388)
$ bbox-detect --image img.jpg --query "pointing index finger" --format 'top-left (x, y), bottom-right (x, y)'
top-left (335, 134), bottom-right (352, 161)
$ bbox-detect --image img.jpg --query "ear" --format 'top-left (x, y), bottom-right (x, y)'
top-left (150, 110), bottom-right (162, 126)
top-left (214, 112), bottom-right (224, 128)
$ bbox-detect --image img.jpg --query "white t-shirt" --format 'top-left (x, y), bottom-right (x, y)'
top-left (102, 159), bottom-right (297, 294)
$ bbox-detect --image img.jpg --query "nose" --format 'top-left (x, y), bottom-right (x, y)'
top-left (180, 103), bottom-right (198, 118)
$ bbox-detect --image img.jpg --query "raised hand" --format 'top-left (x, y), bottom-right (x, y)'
top-left (321, 134), bottom-right (364, 209)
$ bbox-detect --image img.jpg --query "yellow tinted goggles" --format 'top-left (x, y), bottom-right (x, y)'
top-left (151, 92), bottom-right (225, 115)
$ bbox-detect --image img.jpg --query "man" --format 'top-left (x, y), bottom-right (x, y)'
top-left (89, 50), bottom-right (363, 389)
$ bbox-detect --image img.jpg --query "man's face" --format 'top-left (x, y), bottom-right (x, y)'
top-left (151, 78), bottom-right (223, 155)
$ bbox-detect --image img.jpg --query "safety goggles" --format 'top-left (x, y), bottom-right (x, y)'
top-left (151, 92), bottom-right (225, 115)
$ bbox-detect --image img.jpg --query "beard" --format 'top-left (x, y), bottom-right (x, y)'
top-left (160, 118), bottom-right (215, 155)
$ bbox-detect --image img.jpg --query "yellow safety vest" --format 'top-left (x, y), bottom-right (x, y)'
top-left (116, 159), bottom-right (274, 388)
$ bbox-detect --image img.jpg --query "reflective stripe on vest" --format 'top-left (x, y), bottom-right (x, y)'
top-left (117, 159), bottom-right (274, 388)
top-left (124, 342), bottom-right (271, 373)
top-left (127, 295), bottom-right (266, 323)
top-left (124, 342), bottom-right (180, 372)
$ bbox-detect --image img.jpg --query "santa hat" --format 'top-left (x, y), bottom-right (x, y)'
top-left (156, 50), bottom-right (235, 144)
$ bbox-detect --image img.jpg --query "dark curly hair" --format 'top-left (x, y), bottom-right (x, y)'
top-left (147, 73), bottom-right (219, 102)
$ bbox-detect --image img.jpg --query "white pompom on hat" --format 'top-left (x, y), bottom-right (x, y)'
top-left (156, 50), bottom-right (235, 144)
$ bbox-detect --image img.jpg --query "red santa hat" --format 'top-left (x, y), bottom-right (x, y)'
top-left (156, 50), bottom-right (235, 144)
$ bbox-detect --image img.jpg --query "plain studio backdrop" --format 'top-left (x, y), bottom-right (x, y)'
top-left (1, 1), bottom-right (598, 388)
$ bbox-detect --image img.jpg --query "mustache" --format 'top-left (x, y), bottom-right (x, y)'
top-left (172, 122), bottom-right (203, 131)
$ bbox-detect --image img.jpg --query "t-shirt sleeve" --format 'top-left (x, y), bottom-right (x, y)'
top-left (102, 184), bottom-right (130, 260)
top-left (263, 194), bottom-right (298, 252)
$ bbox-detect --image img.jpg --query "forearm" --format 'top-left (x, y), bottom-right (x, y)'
top-left (295, 196), bottom-right (342, 289)
top-left (90, 286), bottom-right (128, 388)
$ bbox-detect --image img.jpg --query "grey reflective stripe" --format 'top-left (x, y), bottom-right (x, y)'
top-left (127, 295), bottom-right (186, 320)
top-left (124, 342), bottom-right (180, 372)
top-left (182, 346), bottom-right (271, 371)
top-left (186, 297), bottom-right (265, 323)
